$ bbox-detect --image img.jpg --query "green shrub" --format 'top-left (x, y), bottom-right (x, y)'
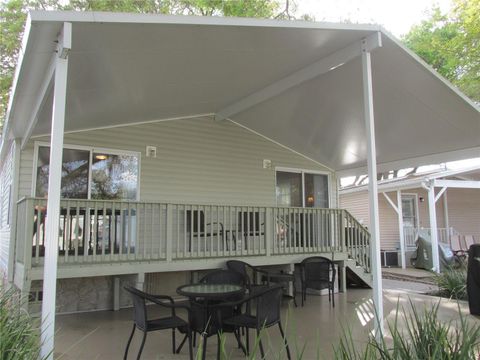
top-left (333, 300), bottom-right (480, 360)
top-left (0, 286), bottom-right (43, 360)
top-left (434, 266), bottom-right (468, 300)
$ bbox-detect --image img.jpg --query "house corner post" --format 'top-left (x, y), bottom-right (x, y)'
top-left (361, 34), bottom-right (384, 340)
top-left (40, 22), bottom-right (71, 360)
top-left (427, 183), bottom-right (440, 272)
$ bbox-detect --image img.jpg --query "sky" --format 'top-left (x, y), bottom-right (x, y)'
top-left (295, 0), bottom-right (452, 37)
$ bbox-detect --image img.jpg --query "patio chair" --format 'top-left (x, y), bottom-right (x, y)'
top-left (226, 260), bottom-right (270, 292)
top-left (186, 210), bottom-right (224, 251)
top-left (300, 256), bottom-right (336, 308)
top-left (465, 235), bottom-right (476, 249)
top-left (123, 286), bottom-right (192, 360)
top-left (219, 285), bottom-right (291, 359)
top-left (450, 235), bottom-right (467, 258)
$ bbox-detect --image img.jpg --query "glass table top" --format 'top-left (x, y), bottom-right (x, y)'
top-left (177, 283), bottom-right (244, 298)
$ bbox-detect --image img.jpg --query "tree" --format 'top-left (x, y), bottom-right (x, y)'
top-left (0, 0), bottom-right (301, 129)
top-left (403, 0), bottom-right (480, 103)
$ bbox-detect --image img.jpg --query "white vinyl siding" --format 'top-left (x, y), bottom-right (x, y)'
top-left (0, 141), bottom-right (15, 277)
top-left (20, 116), bottom-right (337, 207)
top-left (341, 188), bottom-right (448, 251)
top-left (447, 188), bottom-right (480, 241)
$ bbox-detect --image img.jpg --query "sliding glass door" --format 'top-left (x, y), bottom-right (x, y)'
top-left (276, 170), bottom-right (329, 208)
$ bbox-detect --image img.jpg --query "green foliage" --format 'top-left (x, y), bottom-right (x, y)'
top-left (333, 300), bottom-right (480, 360)
top-left (403, 0), bottom-right (480, 102)
top-left (433, 265), bottom-right (468, 301)
top-left (0, 286), bottom-right (44, 360)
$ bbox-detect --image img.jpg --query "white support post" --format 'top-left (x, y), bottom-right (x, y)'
top-left (362, 39), bottom-right (384, 340)
top-left (427, 184), bottom-right (441, 273)
top-left (40, 22), bottom-right (71, 360)
top-left (396, 191), bottom-right (406, 269)
top-left (443, 190), bottom-right (450, 244)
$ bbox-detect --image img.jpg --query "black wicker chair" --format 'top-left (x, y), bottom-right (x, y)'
top-left (226, 260), bottom-right (270, 292)
top-left (300, 256), bottom-right (336, 308)
top-left (219, 285), bottom-right (291, 359)
top-left (123, 286), bottom-right (193, 360)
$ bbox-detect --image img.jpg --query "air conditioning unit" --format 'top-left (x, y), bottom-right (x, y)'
top-left (380, 250), bottom-right (399, 267)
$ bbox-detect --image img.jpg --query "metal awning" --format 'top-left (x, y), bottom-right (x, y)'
top-left (3, 11), bottom-right (479, 175)
top-left (2, 11), bottom-right (479, 359)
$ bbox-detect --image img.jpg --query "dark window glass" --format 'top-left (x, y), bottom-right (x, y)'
top-left (91, 153), bottom-right (138, 200)
top-left (276, 171), bottom-right (302, 207)
top-left (36, 146), bottom-right (89, 199)
top-left (304, 173), bottom-right (329, 208)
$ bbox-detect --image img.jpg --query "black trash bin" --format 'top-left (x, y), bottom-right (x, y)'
top-left (467, 244), bottom-right (480, 316)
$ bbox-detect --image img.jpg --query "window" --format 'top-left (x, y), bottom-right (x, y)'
top-left (35, 145), bottom-right (139, 200)
top-left (36, 147), bottom-right (90, 198)
top-left (276, 170), bottom-right (329, 208)
top-left (402, 195), bottom-right (418, 228)
top-left (91, 153), bottom-right (138, 200)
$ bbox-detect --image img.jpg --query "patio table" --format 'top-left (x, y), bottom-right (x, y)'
top-left (177, 283), bottom-right (246, 360)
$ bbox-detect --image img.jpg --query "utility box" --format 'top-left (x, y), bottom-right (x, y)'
top-left (380, 251), bottom-right (399, 267)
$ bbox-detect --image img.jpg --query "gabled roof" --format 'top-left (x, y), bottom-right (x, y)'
top-left (2, 11), bottom-right (479, 175)
top-left (340, 165), bottom-right (480, 193)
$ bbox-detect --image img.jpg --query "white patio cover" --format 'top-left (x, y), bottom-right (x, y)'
top-left (3, 11), bottom-right (479, 174)
top-left (2, 11), bottom-right (479, 359)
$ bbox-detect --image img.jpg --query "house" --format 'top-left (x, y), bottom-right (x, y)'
top-left (0, 11), bottom-right (478, 357)
top-left (340, 166), bottom-right (480, 268)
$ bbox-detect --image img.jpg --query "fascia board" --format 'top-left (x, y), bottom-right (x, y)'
top-left (29, 10), bottom-right (382, 32)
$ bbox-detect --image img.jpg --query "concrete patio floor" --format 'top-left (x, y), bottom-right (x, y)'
top-left (53, 284), bottom-right (478, 360)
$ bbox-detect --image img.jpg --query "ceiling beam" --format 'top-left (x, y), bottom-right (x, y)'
top-left (215, 32), bottom-right (382, 121)
top-left (21, 22), bottom-right (72, 150)
top-left (20, 55), bottom-right (55, 150)
top-left (434, 179), bottom-right (480, 189)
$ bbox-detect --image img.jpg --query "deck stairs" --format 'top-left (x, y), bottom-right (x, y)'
top-left (345, 259), bottom-right (372, 288)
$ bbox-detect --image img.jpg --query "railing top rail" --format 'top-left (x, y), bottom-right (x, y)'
top-left (18, 197), bottom-right (347, 211)
top-left (343, 209), bottom-right (370, 233)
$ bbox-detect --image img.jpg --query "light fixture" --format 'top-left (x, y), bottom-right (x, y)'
top-left (95, 154), bottom-right (108, 160)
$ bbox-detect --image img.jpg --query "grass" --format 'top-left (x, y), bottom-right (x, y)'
top-left (333, 300), bottom-right (480, 360)
top-left (433, 265), bottom-right (468, 301)
top-left (195, 298), bottom-right (479, 359)
top-left (0, 286), bottom-right (45, 360)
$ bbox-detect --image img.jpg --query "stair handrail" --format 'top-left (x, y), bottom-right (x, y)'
top-left (343, 210), bottom-right (371, 273)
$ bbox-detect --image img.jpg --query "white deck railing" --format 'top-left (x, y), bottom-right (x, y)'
top-left (403, 226), bottom-right (455, 248)
top-left (16, 198), bottom-right (370, 272)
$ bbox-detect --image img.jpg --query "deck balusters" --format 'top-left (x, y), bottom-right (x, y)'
top-left (17, 198), bottom-right (370, 275)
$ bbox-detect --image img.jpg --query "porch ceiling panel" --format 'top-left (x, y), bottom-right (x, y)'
top-left (5, 12), bottom-right (480, 174)
top-left (231, 33), bottom-right (480, 174)
top-left (26, 18), bottom-right (373, 135)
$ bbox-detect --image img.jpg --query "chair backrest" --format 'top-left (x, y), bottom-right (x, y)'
top-left (199, 269), bottom-right (245, 286)
top-left (238, 211), bottom-right (261, 234)
top-left (254, 285), bottom-right (283, 328)
top-left (450, 235), bottom-right (464, 251)
top-left (226, 260), bottom-right (255, 285)
top-left (186, 210), bottom-right (205, 233)
top-left (465, 235), bottom-right (475, 249)
top-left (301, 256), bottom-right (334, 283)
top-left (124, 286), bottom-right (148, 330)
